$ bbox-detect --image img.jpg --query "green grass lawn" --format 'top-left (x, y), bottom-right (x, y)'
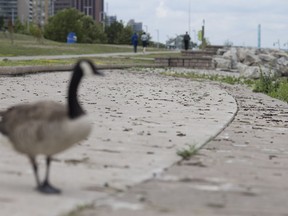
top-left (0, 33), bottom-right (134, 57)
top-left (0, 33), bottom-right (177, 66)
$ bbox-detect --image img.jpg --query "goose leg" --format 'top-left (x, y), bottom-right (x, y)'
top-left (38, 156), bottom-right (61, 194)
top-left (28, 156), bottom-right (41, 188)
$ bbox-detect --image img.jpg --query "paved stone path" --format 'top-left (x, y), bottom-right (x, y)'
top-left (77, 81), bottom-right (288, 216)
top-left (0, 69), bottom-right (236, 216)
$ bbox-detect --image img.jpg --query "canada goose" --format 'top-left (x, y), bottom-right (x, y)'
top-left (0, 59), bottom-right (102, 194)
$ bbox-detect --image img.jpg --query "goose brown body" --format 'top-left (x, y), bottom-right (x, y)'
top-left (0, 59), bottom-right (102, 194)
top-left (0, 101), bottom-right (92, 156)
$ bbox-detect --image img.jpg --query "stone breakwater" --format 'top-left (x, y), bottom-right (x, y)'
top-left (213, 47), bottom-right (288, 78)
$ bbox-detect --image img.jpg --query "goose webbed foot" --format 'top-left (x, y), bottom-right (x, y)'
top-left (37, 180), bottom-right (61, 194)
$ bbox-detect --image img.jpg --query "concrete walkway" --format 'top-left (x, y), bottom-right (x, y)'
top-left (0, 68), bottom-right (236, 216)
top-left (77, 80), bottom-right (288, 216)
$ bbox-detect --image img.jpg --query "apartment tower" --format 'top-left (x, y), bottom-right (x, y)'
top-left (71, 0), bottom-right (104, 22)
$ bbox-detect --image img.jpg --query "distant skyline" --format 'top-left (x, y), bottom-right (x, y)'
top-left (106, 0), bottom-right (288, 49)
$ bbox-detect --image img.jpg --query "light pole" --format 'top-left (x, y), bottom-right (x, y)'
top-left (188, 0), bottom-right (191, 35)
top-left (99, 11), bottom-right (105, 31)
top-left (44, 0), bottom-right (48, 24)
top-left (258, 24), bottom-right (261, 49)
top-left (51, 0), bottom-right (56, 16)
top-left (156, 29), bottom-right (159, 48)
top-left (202, 19), bottom-right (205, 46)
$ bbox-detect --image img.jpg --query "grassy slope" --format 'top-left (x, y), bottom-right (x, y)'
top-left (0, 33), bottom-right (179, 66)
top-left (0, 33), bottom-right (134, 57)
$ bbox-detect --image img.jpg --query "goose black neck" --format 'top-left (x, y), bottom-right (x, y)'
top-left (68, 69), bottom-right (85, 119)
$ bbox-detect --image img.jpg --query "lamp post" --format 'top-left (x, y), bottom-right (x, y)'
top-left (258, 24), bottom-right (261, 49)
top-left (51, 0), bottom-right (56, 16)
top-left (202, 19), bottom-right (205, 46)
top-left (99, 11), bottom-right (105, 31)
top-left (156, 29), bottom-right (159, 48)
top-left (45, 0), bottom-right (48, 24)
top-left (188, 0), bottom-right (191, 35)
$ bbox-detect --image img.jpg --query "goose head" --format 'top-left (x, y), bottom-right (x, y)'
top-left (74, 59), bottom-right (103, 78)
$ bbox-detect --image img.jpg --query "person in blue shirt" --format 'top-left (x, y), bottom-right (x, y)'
top-left (131, 32), bottom-right (139, 53)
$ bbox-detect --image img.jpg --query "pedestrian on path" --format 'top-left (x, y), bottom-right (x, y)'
top-left (141, 32), bottom-right (148, 53)
top-left (131, 32), bottom-right (138, 53)
top-left (183, 31), bottom-right (191, 50)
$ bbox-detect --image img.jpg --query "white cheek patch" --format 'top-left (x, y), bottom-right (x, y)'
top-left (80, 61), bottom-right (94, 77)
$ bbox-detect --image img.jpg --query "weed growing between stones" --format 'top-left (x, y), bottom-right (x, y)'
top-left (253, 67), bottom-right (288, 102)
top-left (177, 145), bottom-right (199, 160)
top-left (253, 68), bottom-right (279, 94)
top-left (269, 81), bottom-right (288, 102)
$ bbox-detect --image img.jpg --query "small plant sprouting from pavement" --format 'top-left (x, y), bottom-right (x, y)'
top-left (177, 144), bottom-right (199, 160)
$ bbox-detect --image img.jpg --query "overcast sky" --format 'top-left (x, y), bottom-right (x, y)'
top-left (106, 0), bottom-right (288, 48)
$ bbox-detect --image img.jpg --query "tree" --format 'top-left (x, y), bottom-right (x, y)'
top-left (118, 25), bottom-right (133, 44)
top-left (105, 20), bottom-right (133, 44)
top-left (14, 19), bottom-right (29, 35)
top-left (30, 23), bottom-right (43, 43)
top-left (44, 8), bottom-right (107, 43)
top-left (79, 15), bottom-right (107, 43)
top-left (7, 19), bottom-right (14, 44)
top-left (105, 21), bottom-right (124, 44)
top-left (44, 8), bottom-right (83, 42)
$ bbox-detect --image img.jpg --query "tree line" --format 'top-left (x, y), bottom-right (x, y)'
top-left (1, 8), bottom-right (143, 45)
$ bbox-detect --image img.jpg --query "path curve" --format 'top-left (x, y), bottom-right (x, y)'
top-left (0, 69), bottom-right (236, 216)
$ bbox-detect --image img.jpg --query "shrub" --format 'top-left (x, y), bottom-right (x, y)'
top-left (269, 80), bottom-right (288, 102)
top-left (253, 68), bottom-right (279, 94)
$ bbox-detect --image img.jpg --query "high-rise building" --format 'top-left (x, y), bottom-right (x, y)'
top-left (0, 0), bottom-right (18, 24)
top-left (1, 0), bottom-right (104, 26)
top-left (1, 0), bottom-right (52, 26)
top-left (71, 0), bottom-right (104, 22)
top-left (127, 19), bottom-right (143, 32)
top-left (31, 0), bottom-right (48, 25)
top-left (106, 15), bottom-right (117, 26)
top-left (54, 0), bottom-right (72, 15)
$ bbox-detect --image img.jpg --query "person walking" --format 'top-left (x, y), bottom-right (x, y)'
top-left (183, 32), bottom-right (191, 50)
top-left (141, 32), bottom-right (148, 53)
top-left (131, 32), bottom-right (138, 53)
